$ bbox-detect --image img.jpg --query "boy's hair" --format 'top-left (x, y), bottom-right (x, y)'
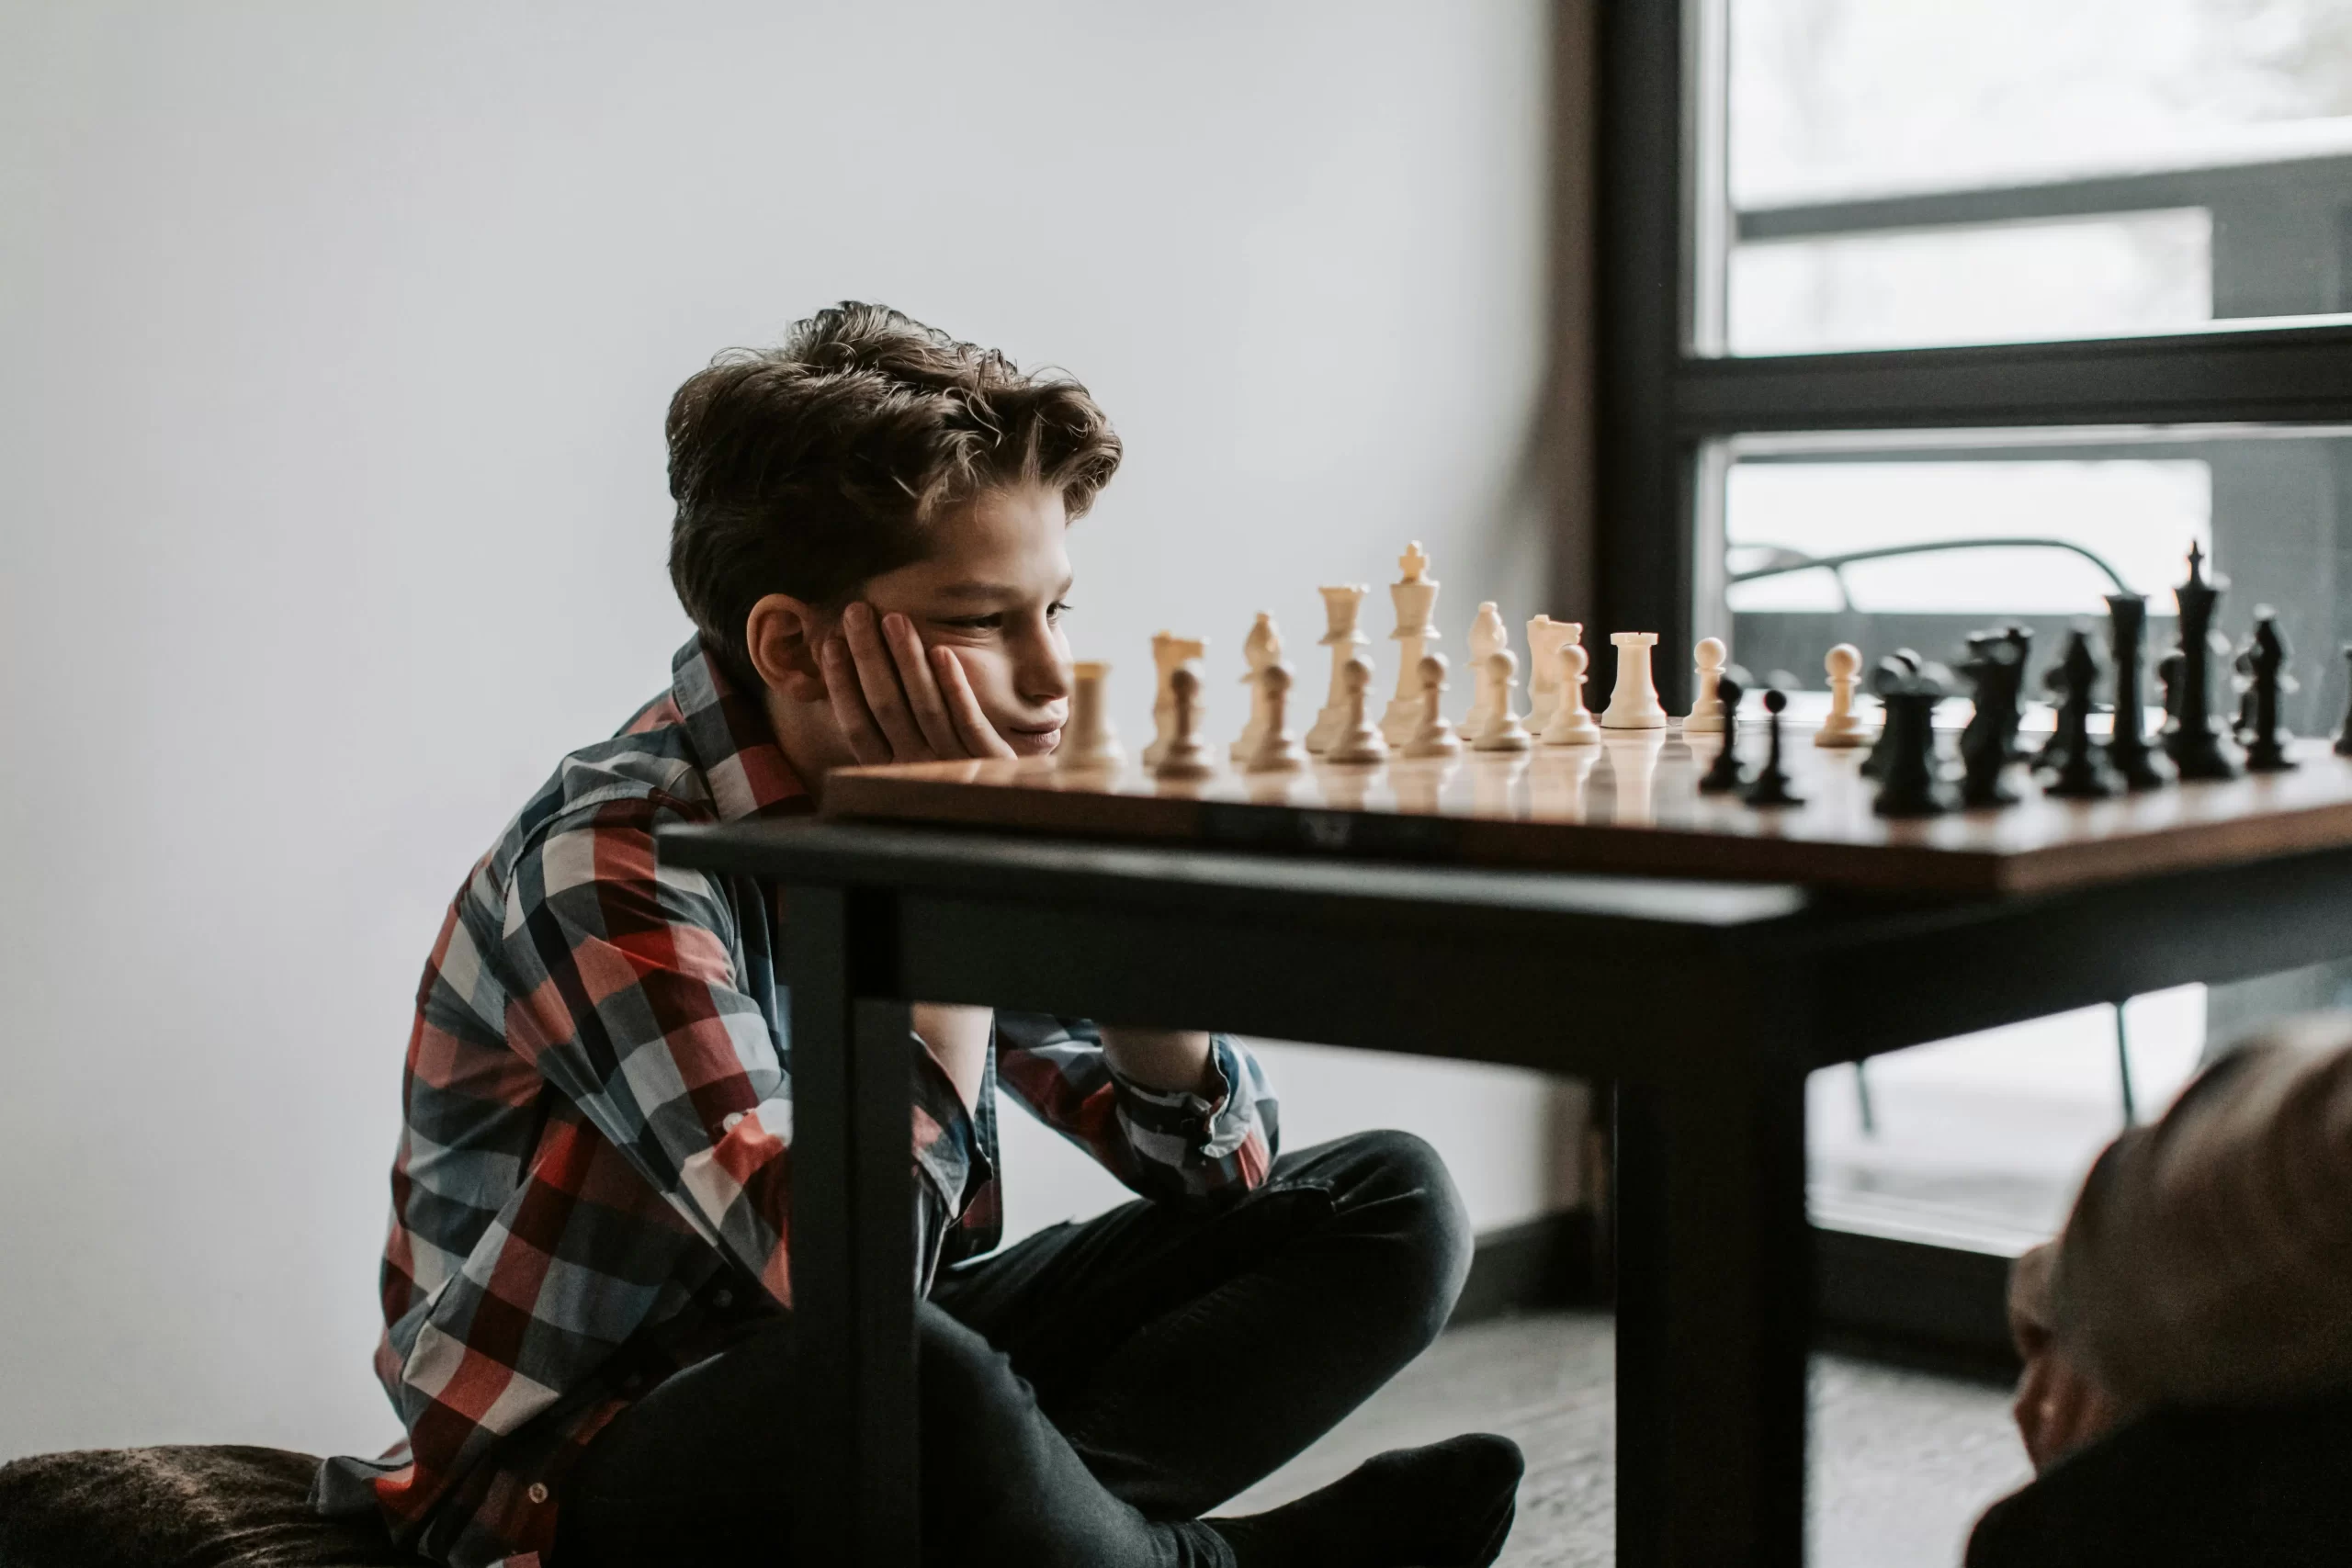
top-left (666, 302), bottom-right (1123, 692)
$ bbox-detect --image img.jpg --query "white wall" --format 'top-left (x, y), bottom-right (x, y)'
top-left (0, 1), bottom-right (1556, 1463)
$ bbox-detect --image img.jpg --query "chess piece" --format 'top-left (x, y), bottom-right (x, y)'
top-left (2040, 629), bottom-right (2120, 799)
top-left (1957, 632), bottom-right (2025, 808)
top-left (1471, 650), bottom-right (1533, 751)
top-left (1685, 637), bottom-right (1729, 732)
top-left (1997, 626), bottom-right (2036, 761)
top-left (1540, 642), bottom-right (1602, 745)
top-left (1306, 584), bottom-right (1371, 753)
top-left (1232, 613), bottom-right (1283, 763)
top-left (1244, 660), bottom-right (1308, 773)
top-left (1871, 662), bottom-right (1956, 818)
top-left (1401, 653), bottom-right (1463, 760)
top-left (1600, 632), bottom-right (1666, 729)
top-left (1143, 632), bottom-right (1206, 768)
top-left (1697, 666), bottom-right (1748, 794)
top-left (2162, 544), bottom-right (2240, 781)
top-left (1860, 649), bottom-right (1924, 778)
top-left (1600, 731), bottom-right (1668, 828)
top-left (1460, 602), bottom-right (1510, 738)
top-left (1524, 615), bottom-right (1581, 736)
top-left (1815, 643), bottom-right (1868, 748)
top-left (2101, 593), bottom-right (2172, 791)
top-left (1740, 687), bottom-right (1803, 807)
top-left (1153, 661), bottom-right (1216, 781)
top-left (1057, 660), bottom-right (1123, 771)
top-left (1380, 542), bottom-right (1442, 744)
top-left (2242, 609), bottom-right (2299, 773)
top-left (2337, 648), bottom-right (2352, 758)
top-left (1325, 654), bottom-right (1391, 765)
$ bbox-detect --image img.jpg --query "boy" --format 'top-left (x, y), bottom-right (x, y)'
top-left (318, 304), bottom-right (1523, 1568)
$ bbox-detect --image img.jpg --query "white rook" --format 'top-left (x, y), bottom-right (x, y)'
top-left (1600, 631), bottom-right (1666, 729)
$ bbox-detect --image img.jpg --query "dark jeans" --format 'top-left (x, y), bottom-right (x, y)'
top-left (556, 1130), bottom-right (1472, 1568)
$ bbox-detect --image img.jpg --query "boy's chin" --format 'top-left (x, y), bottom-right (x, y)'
top-left (1003, 726), bottom-right (1062, 758)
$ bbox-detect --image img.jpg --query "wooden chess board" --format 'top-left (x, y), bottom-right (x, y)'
top-left (820, 729), bottom-right (2352, 896)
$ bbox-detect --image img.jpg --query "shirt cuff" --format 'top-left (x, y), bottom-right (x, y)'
top-left (1106, 1034), bottom-right (1255, 1160)
top-left (908, 1032), bottom-right (990, 1220)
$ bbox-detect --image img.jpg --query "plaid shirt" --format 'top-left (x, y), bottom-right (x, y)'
top-left (316, 639), bottom-right (1279, 1568)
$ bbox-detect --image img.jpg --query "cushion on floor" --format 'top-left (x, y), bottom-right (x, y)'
top-left (0, 1445), bottom-right (427, 1568)
top-left (1966, 1388), bottom-right (2352, 1567)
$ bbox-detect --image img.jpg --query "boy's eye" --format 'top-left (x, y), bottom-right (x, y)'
top-left (1048, 600), bottom-right (1073, 623)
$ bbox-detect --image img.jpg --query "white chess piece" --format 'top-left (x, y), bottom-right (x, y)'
top-left (1401, 653), bottom-right (1463, 759)
top-left (1244, 660), bottom-right (1308, 773)
top-left (1057, 660), bottom-right (1123, 770)
top-left (1306, 585), bottom-right (1370, 753)
top-left (1153, 662), bottom-right (1216, 781)
top-left (1540, 642), bottom-right (1602, 745)
top-left (1685, 637), bottom-right (1729, 733)
top-left (1231, 614), bottom-right (1283, 762)
top-left (1143, 632), bottom-right (1205, 768)
top-left (1459, 602), bottom-right (1510, 738)
top-left (1471, 649), bottom-right (1532, 752)
top-left (1379, 543), bottom-right (1442, 744)
top-left (1815, 643), bottom-right (1868, 748)
top-left (1600, 632), bottom-right (1666, 729)
top-left (1323, 654), bottom-right (1390, 764)
top-left (1525, 616), bottom-right (1581, 735)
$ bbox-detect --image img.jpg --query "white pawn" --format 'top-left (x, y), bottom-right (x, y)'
top-left (1056, 660), bottom-right (1123, 770)
top-left (1600, 631), bottom-right (1666, 729)
top-left (1244, 660), bottom-right (1308, 773)
top-left (1323, 654), bottom-right (1390, 764)
top-left (1154, 662), bottom-right (1216, 781)
top-left (1460, 602), bottom-right (1510, 737)
top-left (1143, 632), bottom-right (1206, 768)
top-left (1525, 616), bottom-right (1581, 735)
top-left (1232, 613), bottom-right (1283, 763)
top-left (1401, 653), bottom-right (1464, 760)
top-left (1540, 642), bottom-right (1602, 745)
top-left (1815, 643), bottom-right (1868, 748)
top-left (1685, 637), bottom-right (1729, 733)
top-left (1306, 584), bottom-right (1370, 754)
top-left (1472, 649), bottom-right (1532, 752)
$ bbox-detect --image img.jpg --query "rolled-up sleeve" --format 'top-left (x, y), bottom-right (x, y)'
top-left (993, 1014), bottom-right (1280, 1204)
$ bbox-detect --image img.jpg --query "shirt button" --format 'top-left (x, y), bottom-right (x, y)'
top-left (722, 1112), bottom-right (746, 1134)
top-left (714, 1289), bottom-right (735, 1309)
top-left (527, 1482), bottom-right (549, 1505)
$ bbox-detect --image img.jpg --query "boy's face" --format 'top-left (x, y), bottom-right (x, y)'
top-left (851, 483), bottom-right (1077, 755)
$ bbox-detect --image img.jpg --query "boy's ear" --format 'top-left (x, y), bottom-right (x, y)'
top-left (744, 593), bottom-right (831, 702)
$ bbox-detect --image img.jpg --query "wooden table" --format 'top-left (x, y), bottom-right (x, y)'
top-left (657, 731), bottom-right (2352, 1567)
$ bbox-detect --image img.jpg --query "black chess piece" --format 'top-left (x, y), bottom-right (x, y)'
top-left (1873, 662), bottom-right (1957, 818)
top-left (2161, 543), bottom-right (2241, 781)
top-left (2242, 610), bottom-right (2299, 773)
top-left (1740, 687), bottom-right (1804, 807)
top-left (2336, 647), bottom-right (2352, 759)
top-left (1859, 649), bottom-right (1924, 779)
top-left (1958, 633), bottom-right (2024, 807)
top-left (2041, 628), bottom-right (2121, 799)
top-left (2101, 592), bottom-right (2173, 791)
top-left (1697, 666), bottom-right (1748, 794)
top-left (1998, 624), bottom-right (2035, 761)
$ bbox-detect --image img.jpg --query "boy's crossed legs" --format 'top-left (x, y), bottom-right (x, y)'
top-left (557, 1130), bottom-right (1522, 1567)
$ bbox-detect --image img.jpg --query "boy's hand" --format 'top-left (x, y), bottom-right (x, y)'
top-left (821, 602), bottom-right (1018, 763)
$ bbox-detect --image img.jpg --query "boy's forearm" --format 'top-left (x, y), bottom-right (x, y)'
top-left (1099, 1026), bottom-right (1220, 1096)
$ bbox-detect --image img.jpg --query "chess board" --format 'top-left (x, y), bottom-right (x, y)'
top-left (820, 728), bottom-right (2352, 896)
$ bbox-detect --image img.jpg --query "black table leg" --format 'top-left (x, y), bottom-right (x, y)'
top-left (786, 885), bottom-right (920, 1567)
top-left (1614, 1068), bottom-right (1811, 1567)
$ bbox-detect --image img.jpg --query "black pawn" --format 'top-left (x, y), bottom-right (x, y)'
top-left (2041, 629), bottom-right (2120, 800)
top-left (2336, 647), bottom-right (2352, 759)
top-left (2102, 592), bottom-right (2173, 791)
top-left (2242, 611), bottom-right (2299, 773)
top-left (1958, 634), bottom-right (2024, 808)
top-left (1741, 688), bottom-right (1804, 807)
top-left (1697, 666), bottom-right (1748, 794)
top-left (1859, 648), bottom-right (1923, 779)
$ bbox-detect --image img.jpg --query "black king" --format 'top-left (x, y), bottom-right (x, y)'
top-left (2161, 542), bottom-right (2241, 782)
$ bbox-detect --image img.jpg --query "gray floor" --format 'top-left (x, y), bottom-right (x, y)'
top-left (1225, 1310), bottom-right (2032, 1567)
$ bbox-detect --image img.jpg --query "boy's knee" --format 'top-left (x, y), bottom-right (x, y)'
top-left (1328, 1129), bottom-right (1475, 1326)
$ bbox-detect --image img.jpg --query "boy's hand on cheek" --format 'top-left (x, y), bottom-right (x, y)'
top-left (822, 602), bottom-right (1016, 764)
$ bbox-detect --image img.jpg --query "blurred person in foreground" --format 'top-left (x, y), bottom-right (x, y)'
top-left (314, 304), bottom-right (1521, 1568)
top-left (1971, 1011), bottom-right (2352, 1566)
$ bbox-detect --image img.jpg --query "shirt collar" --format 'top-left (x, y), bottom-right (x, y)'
top-left (669, 637), bottom-right (813, 823)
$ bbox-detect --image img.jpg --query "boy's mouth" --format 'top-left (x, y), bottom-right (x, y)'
top-left (1004, 722), bottom-right (1063, 757)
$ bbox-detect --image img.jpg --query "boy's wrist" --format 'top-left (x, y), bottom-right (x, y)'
top-left (1099, 1026), bottom-right (1221, 1100)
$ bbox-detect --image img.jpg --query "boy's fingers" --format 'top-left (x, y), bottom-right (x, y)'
top-left (842, 603), bottom-right (930, 758)
top-left (820, 638), bottom-right (895, 764)
top-left (880, 612), bottom-right (964, 756)
top-left (933, 648), bottom-right (1018, 759)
